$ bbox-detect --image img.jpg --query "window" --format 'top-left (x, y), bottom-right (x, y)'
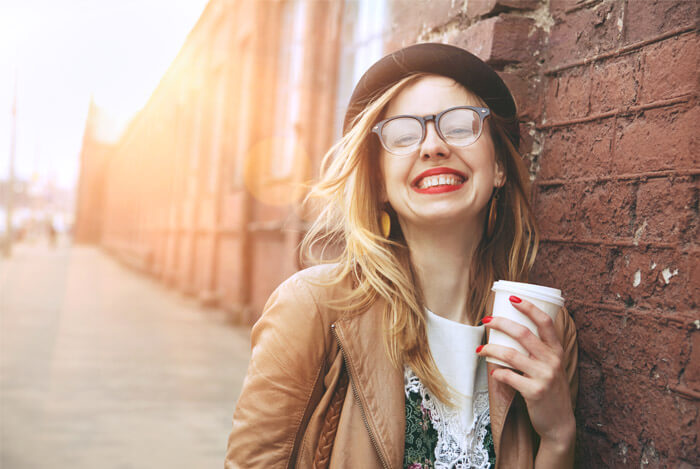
top-left (269, 0), bottom-right (307, 180)
top-left (333, 0), bottom-right (388, 140)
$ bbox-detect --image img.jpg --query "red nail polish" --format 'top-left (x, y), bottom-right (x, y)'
top-left (481, 316), bottom-right (493, 324)
top-left (490, 369), bottom-right (495, 376)
top-left (476, 345), bottom-right (484, 353)
top-left (509, 295), bottom-right (522, 303)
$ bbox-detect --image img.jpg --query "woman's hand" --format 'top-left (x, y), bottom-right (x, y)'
top-left (477, 295), bottom-right (575, 464)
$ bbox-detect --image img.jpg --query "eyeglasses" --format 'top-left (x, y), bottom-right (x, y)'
top-left (371, 105), bottom-right (491, 156)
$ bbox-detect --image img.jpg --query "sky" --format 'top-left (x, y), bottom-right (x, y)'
top-left (0, 0), bottom-right (210, 190)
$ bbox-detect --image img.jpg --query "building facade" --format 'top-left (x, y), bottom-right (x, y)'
top-left (74, 0), bottom-right (698, 466)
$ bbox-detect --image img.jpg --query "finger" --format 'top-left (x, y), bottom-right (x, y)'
top-left (490, 367), bottom-right (548, 401)
top-left (477, 343), bottom-right (539, 376)
top-left (484, 316), bottom-right (550, 358)
top-left (508, 295), bottom-right (562, 351)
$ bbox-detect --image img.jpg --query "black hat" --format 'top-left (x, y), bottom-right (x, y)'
top-left (343, 42), bottom-right (519, 147)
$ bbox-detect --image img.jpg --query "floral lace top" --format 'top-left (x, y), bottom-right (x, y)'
top-left (403, 366), bottom-right (495, 469)
top-left (403, 309), bottom-right (495, 468)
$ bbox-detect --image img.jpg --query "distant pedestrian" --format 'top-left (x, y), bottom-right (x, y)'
top-left (226, 43), bottom-right (578, 468)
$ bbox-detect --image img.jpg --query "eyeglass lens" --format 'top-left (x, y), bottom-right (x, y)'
top-left (380, 108), bottom-right (481, 154)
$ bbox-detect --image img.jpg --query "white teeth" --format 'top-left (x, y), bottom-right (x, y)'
top-left (417, 174), bottom-right (464, 189)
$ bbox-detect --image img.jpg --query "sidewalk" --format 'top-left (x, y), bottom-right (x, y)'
top-left (0, 240), bottom-right (251, 469)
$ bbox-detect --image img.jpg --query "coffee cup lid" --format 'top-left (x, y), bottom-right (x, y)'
top-left (491, 280), bottom-right (564, 306)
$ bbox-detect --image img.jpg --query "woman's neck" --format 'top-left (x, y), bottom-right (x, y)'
top-left (401, 218), bottom-right (483, 324)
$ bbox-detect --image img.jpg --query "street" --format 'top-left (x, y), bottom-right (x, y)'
top-left (0, 239), bottom-right (251, 468)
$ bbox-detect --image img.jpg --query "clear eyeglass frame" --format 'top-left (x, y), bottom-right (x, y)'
top-left (371, 105), bottom-right (491, 156)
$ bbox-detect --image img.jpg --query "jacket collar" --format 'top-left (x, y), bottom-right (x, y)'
top-left (333, 299), bottom-right (516, 469)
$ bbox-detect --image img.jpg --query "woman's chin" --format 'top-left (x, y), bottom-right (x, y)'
top-left (401, 207), bottom-right (484, 230)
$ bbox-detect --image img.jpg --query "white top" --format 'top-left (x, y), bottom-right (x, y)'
top-left (425, 308), bottom-right (486, 428)
top-left (403, 308), bottom-right (491, 468)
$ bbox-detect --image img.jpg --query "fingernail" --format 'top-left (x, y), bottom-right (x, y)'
top-left (490, 369), bottom-right (495, 376)
top-left (476, 345), bottom-right (484, 353)
top-left (481, 316), bottom-right (493, 324)
top-left (509, 295), bottom-right (522, 303)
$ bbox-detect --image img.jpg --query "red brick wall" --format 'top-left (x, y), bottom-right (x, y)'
top-left (383, 0), bottom-right (698, 466)
top-left (531, 0), bottom-right (698, 466)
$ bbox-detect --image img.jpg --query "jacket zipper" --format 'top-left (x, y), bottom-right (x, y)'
top-left (331, 323), bottom-right (390, 469)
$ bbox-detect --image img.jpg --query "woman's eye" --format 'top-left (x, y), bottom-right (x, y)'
top-left (444, 127), bottom-right (471, 137)
top-left (392, 134), bottom-right (420, 146)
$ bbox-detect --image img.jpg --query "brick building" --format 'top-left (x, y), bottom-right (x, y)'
top-left (74, 99), bottom-right (122, 243)
top-left (74, 0), bottom-right (698, 466)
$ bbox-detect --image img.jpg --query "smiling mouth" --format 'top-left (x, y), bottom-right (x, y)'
top-left (415, 174), bottom-right (466, 189)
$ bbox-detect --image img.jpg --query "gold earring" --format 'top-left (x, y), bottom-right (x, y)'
top-left (380, 210), bottom-right (391, 238)
top-left (486, 191), bottom-right (499, 238)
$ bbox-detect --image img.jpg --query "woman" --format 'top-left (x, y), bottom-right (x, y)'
top-left (225, 43), bottom-right (578, 469)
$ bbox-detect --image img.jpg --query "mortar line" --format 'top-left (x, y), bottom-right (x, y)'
top-left (668, 384), bottom-right (700, 401)
top-left (565, 300), bottom-right (695, 325)
top-left (564, 0), bottom-right (603, 14)
top-left (539, 236), bottom-right (677, 249)
top-left (544, 25), bottom-right (697, 75)
top-left (536, 94), bottom-right (694, 129)
top-left (534, 169), bottom-right (700, 187)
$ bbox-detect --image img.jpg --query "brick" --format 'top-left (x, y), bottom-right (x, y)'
top-left (577, 310), bottom-right (689, 384)
top-left (634, 178), bottom-right (697, 244)
top-left (538, 120), bottom-right (614, 179)
top-left (498, 71), bottom-right (540, 120)
top-left (544, 67), bottom-right (591, 121)
top-left (534, 184), bottom-right (578, 238)
top-left (547, 0), bottom-right (624, 65)
top-left (537, 244), bottom-right (697, 313)
top-left (535, 181), bottom-right (635, 239)
top-left (578, 181), bottom-right (636, 239)
top-left (549, 0), bottom-right (584, 17)
top-left (388, 0), bottom-right (464, 45)
top-left (467, 0), bottom-right (539, 18)
top-left (613, 104), bottom-right (699, 174)
top-left (609, 248), bottom-right (697, 311)
top-left (531, 243), bottom-right (614, 304)
top-left (641, 34), bottom-right (699, 103)
top-left (624, 0), bottom-right (698, 44)
top-left (589, 54), bottom-right (641, 114)
top-left (683, 331), bottom-right (700, 391)
top-left (450, 15), bottom-right (541, 66)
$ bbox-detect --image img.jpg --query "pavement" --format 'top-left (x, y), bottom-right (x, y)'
top-left (0, 238), bottom-right (252, 469)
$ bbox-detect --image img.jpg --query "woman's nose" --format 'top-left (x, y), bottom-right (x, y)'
top-left (420, 121), bottom-right (450, 160)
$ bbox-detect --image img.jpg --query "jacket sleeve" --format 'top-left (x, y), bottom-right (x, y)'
top-left (224, 274), bottom-right (328, 468)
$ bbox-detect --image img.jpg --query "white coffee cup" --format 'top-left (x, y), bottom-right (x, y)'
top-left (487, 280), bottom-right (565, 368)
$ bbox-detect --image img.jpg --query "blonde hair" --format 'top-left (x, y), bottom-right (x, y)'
top-left (301, 73), bottom-right (539, 405)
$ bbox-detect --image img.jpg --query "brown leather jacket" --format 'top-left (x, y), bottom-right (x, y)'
top-left (225, 264), bottom-right (578, 468)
